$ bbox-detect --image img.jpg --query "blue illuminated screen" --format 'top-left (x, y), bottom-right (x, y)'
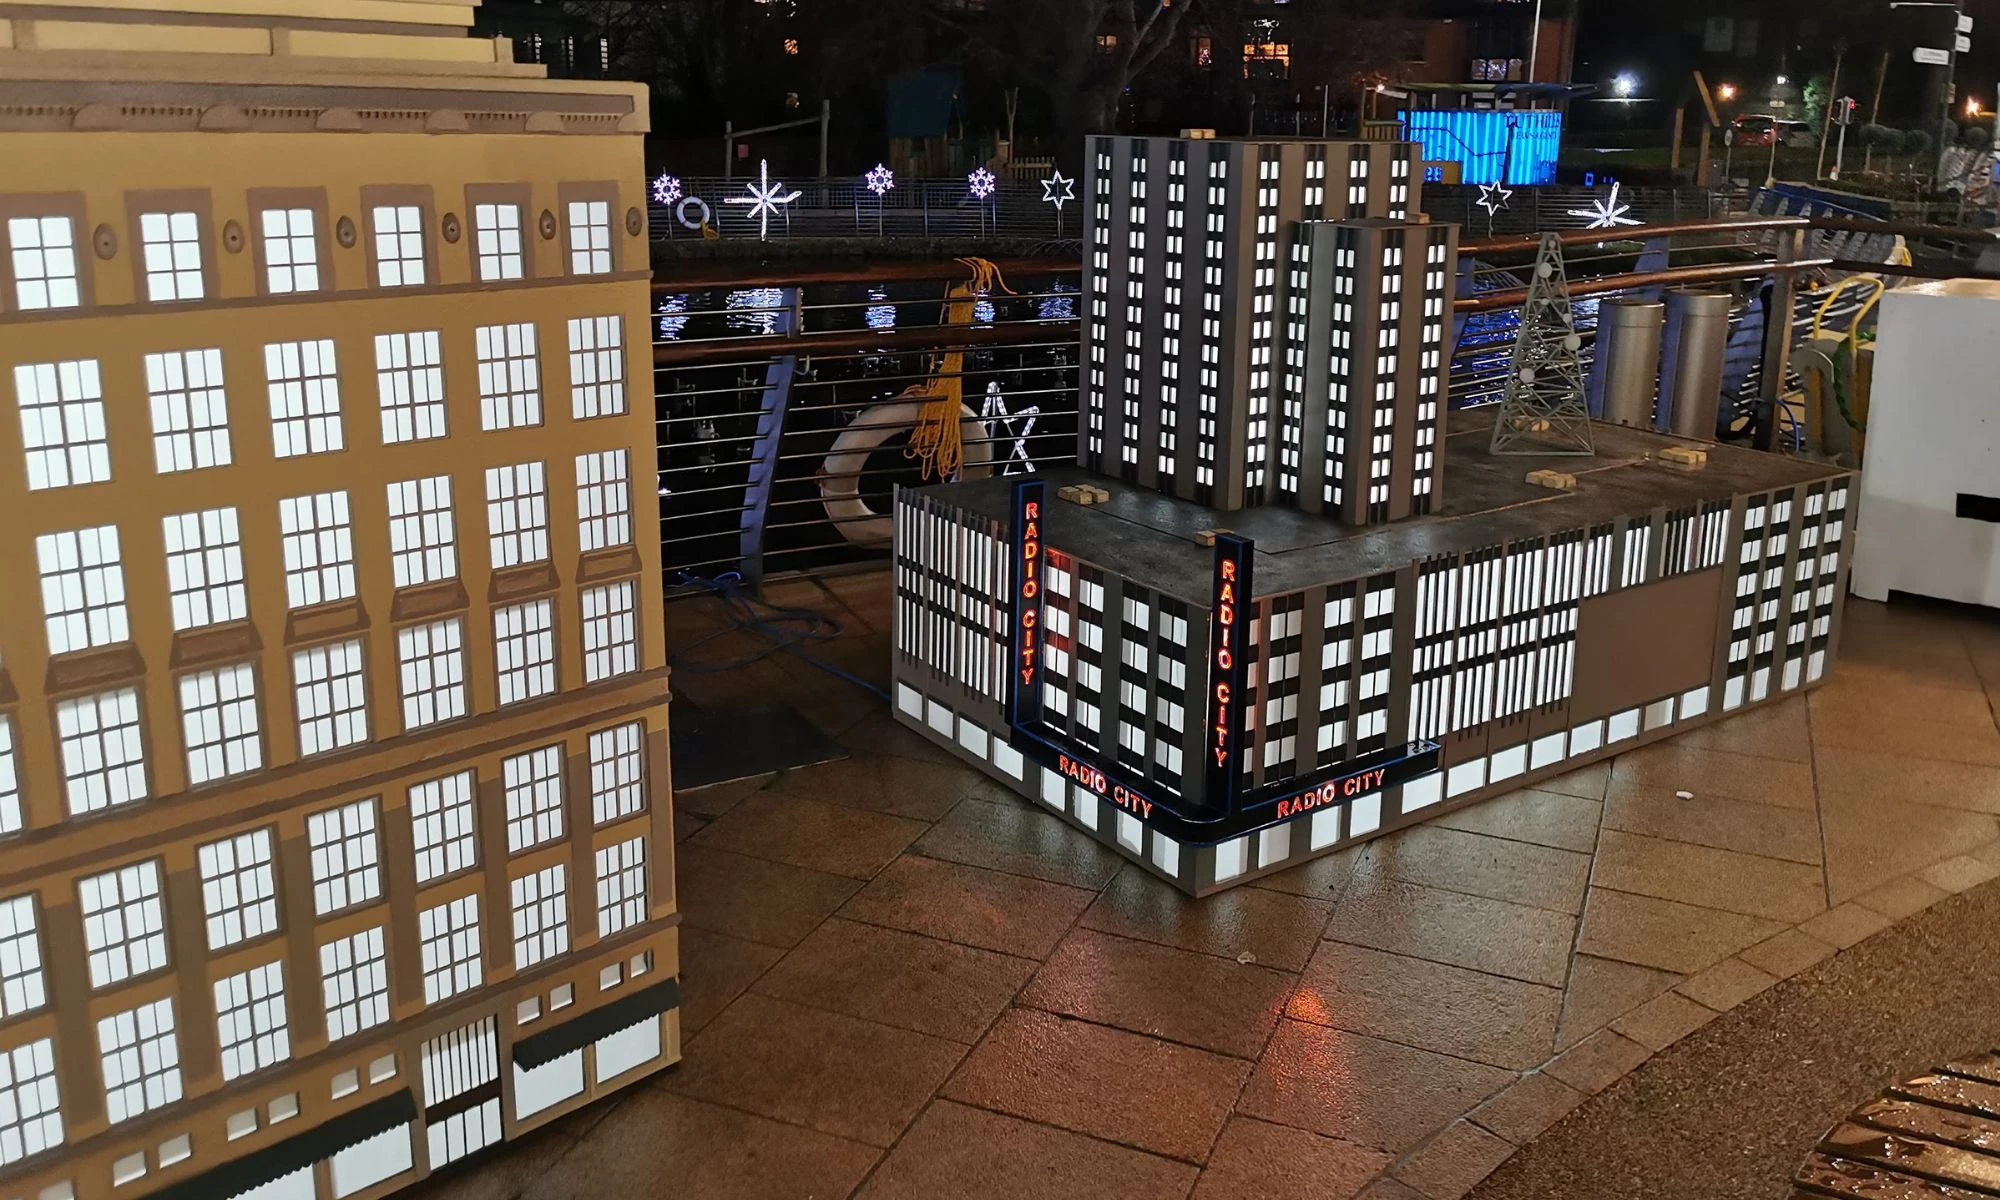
top-left (1398, 110), bottom-right (1562, 186)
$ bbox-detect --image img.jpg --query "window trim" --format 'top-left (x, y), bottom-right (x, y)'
top-left (556, 182), bottom-right (620, 277)
top-left (0, 193), bottom-right (92, 315)
top-left (123, 189), bottom-right (216, 306)
top-left (359, 184), bottom-right (437, 290)
top-left (464, 183), bottom-right (534, 282)
top-left (247, 187), bottom-right (332, 298)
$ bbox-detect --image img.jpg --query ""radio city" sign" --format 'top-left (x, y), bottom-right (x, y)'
top-left (1010, 479), bottom-right (1047, 727)
top-left (1058, 754), bottom-right (1155, 818)
top-left (1204, 534), bottom-right (1254, 806)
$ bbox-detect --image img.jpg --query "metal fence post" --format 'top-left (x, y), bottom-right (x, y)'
top-left (1752, 228), bottom-right (1802, 452)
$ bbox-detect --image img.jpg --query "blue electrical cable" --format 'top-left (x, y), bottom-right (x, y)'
top-left (670, 571), bottom-right (892, 704)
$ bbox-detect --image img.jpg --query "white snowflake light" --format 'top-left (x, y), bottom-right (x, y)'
top-left (968, 167), bottom-right (998, 200)
top-left (1567, 181), bottom-right (1641, 230)
top-left (865, 164), bottom-right (896, 196)
top-left (1475, 181), bottom-right (1513, 216)
top-left (724, 159), bottom-right (802, 241)
top-left (651, 173), bottom-right (683, 206)
top-left (1040, 169), bottom-right (1076, 211)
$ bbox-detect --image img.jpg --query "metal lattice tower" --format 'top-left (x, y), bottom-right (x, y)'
top-left (1490, 233), bottom-right (1595, 456)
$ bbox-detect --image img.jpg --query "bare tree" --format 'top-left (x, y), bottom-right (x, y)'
top-left (938, 0), bottom-right (1193, 142)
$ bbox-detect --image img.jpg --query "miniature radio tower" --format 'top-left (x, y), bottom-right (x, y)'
top-left (1490, 232), bottom-right (1595, 455)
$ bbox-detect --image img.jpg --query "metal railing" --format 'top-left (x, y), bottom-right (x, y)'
top-left (649, 176), bottom-right (1076, 244)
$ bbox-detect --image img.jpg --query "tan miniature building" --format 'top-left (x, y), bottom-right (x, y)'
top-left (0, 3), bottom-right (677, 1198)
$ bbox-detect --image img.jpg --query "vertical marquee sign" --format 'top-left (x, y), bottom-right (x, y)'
top-left (1205, 533), bottom-right (1254, 811)
top-left (1010, 479), bottom-right (1048, 728)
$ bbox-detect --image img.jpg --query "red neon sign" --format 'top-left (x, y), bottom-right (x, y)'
top-left (1058, 754), bottom-right (1155, 819)
top-left (1212, 556), bottom-right (1238, 769)
top-left (1018, 499), bottom-right (1041, 689)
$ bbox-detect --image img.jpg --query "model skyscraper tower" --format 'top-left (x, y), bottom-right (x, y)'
top-left (893, 132), bottom-right (1856, 896)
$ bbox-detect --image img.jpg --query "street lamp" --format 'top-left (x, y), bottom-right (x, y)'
top-left (1613, 72), bottom-right (1638, 98)
top-left (1718, 83), bottom-right (1739, 100)
top-left (1776, 74), bottom-right (1790, 85)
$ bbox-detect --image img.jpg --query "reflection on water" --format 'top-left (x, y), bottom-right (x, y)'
top-left (865, 286), bottom-right (896, 331)
top-left (726, 287), bottom-right (787, 335)
top-left (657, 293), bottom-right (690, 341)
top-left (973, 298), bottom-right (995, 325)
top-left (1038, 279), bottom-right (1077, 322)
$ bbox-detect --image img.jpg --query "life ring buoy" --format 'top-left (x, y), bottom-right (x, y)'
top-left (820, 401), bottom-right (993, 543)
top-left (676, 197), bottom-right (713, 231)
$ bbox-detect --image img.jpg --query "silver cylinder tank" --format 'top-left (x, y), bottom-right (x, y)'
top-left (1664, 288), bottom-right (1732, 440)
top-left (1595, 298), bottom-right (1666, 429)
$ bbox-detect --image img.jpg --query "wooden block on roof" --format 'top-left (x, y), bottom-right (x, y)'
top-left (1193, 528), bottom-right (1234, 548)
top-left (1660, 446), bottom-right (1708, 470)
top-left (1525, 468), bottom-right (1578, 491)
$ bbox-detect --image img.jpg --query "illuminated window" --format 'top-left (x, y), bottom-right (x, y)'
top-left (370, 205), bottom-right (425, 287)
top-left (566, 201), bottom-right (612, 275)
top-left (375, 331), bottom-right (446, 443)
top-left (318, 926), bottom-right (388, 1041)
top-left (163, 507), bottom-right (247, 631)
top-left (179, 663), bottom-right (262, 785)
top-left (419, 895), bottom-right (482, 1004)
top-left (0, 719), bottom-right (19, 835)
top-left (197, 828), bottom-right (278, 950)
top-left (36, 525), bottom-right (127, 654)
top-left (387, 475), bottom-right (457, 588)
top-left (57, 689), bottom-right (146, 815)
top-left (292, 639), bottom-right (369, 755)
top-left (595, 837), bottom-right (646, 937)
top-left (473, 203), bottom-right (523, 282)
top-left (409, 771), bottom-right (477, 884)
top-left (260, 208), bottom-right (319, 293)
top-left (214, 961), bottom-right (289, 1080)
top-left (0, 898), bottom-right (44, 1020)
top-left (503, 745), bottom-right (565, 853)
top-left (494, 599), bottom-right (556, 705)
top-left (145, 349), bottom-right (231, 473)
top-left (509, 865), bottom-right (568, 970)
top-left (264, 339), bottom-right (343, 458)
top-left (0, 1037), bottom-right (62, 1164)
top-left (476, 323), bottom-right (540, 430)
top-left (14, 359), bottom-right (109, 490)
top-left (581, 580), bottom-right (638, 681)
top-left (279, 491), bottom-right (356, 609)
top-left (307, 798), bottom-right (381, 916)
top-left (138, 211), bottom-right (204, 301)
top-left (79, 860), bottom-right (167, 988)
top-left (485, 463), bottom-right (549, 568)
top-left (7, 216), bottom-right (79, 309)
top-left (576, 449), bottom-right (632, 551)
top-left (567, 316), bottom-right (625, 418)
top-left (396, 619), bottom-right (467, 730)
top-left (98, 998), bottom-right (181, 1123)
top-left (589, 721), bottom-right (646, 824)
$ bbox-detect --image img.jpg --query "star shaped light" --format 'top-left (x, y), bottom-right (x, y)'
top-left (725, 159), bottom-right (801, 240)
top-left (651, 173), bottom-right (683, 206)
top-left (1475, 181), bottom-right (1513, 216)
top-left (968, 167), bottom-right (998, 200)
top-left (1567, 181), bottom-right (1641, 230)
top-left (1040, 169), bottom-right (1075, 211)
top-left (865, 164), bottom-right (896, 197)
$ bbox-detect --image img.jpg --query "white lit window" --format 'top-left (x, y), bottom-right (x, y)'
top-left (0, 897), bottom-right (45, 1019)
top-left (371, 205), bottom-right (425, 287)
top-left (307, 799), bottom-right (381, 916)
top-left (589, 722), bottom-right (645, 825)
top-left (374, 331), bottom-right (446, 443)
top-left (576, 449), bottom-right (632, 551)
top-left (293, 639), bottom-right (369, 755)
top-left (79, 861), bottom-right (167, 988)
top-left (388, 476), bottom-right (457, 588)
top-left (474, 203), bottom-right (524, 281)
top-left (264, 339), bottom-right (343, 458)
top-left (163, 507), bottom-right (247, 630)
top-left (7, 216), bottom-right (79, 309)
top-left (419, 895), bottom-right (482, 1004)
top-left (485, 463), bottom-right (549, 568)
top-left (214, 962), bottom-right (289, 1081)
top-left (98, 998), bottom-right (181, 1124)
top-left (581, 581), bottom-right (638, 682)
top-left (197, 828), bottom-right (278, 950)
top-left (409, 771), bottom-right (477, 884)
top-left (179, 663), bottom-right (262, 785)
top-left (139, 212), bottom-right (204, 301)
top-left (279, 491), bottom-right (356, 609)
top-left (14, 359), bottom-right (109, 490)
top-left (145, 349), bottom-right (231, 473)
top-left (0, 1037), bottom-right (62, 1165)
top-left (476, 323), bottom-right (540, 431)
top-left (503, 745), bottom-right (564, 853)
top-left (397, 619), bottom-right (466, 730)
top-left (567, 201), bottom-right (612, 275)
top-left (36, 525), bottom-right (128, 653)
top-left (56, 689), bottom-right (146, 815)
top-left (318, 927), bottom-right (389, 1041)
top-left (567, 316), bottom-right (625, 418)
top-left (509, 865), bottom-right (568, 970)
top-left (594, 837), bottom-right (646, 937)
top-left (260, 208), bottom-right (319, 294)
top-left (495, 600), bottom-right (556, 705)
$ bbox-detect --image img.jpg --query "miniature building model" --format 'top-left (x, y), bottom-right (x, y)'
top-left (0, 4), bottom-right (676, 1198)
top-left (892, 133), bottom-right (1855, 895)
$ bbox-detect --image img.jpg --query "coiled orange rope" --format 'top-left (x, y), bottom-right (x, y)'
top-left (905, 258), bottom-right (1015, 481)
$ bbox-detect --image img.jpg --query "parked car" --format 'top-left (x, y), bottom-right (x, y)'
top-left (1729, 115), bottom-right (1818, 147)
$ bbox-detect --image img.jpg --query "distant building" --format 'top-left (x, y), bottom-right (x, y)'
top-left (0, 3), bottom-right (676, 1198)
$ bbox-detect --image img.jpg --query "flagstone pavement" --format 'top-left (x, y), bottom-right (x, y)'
top-left (409, 571), bottom-right (2000, 1200)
